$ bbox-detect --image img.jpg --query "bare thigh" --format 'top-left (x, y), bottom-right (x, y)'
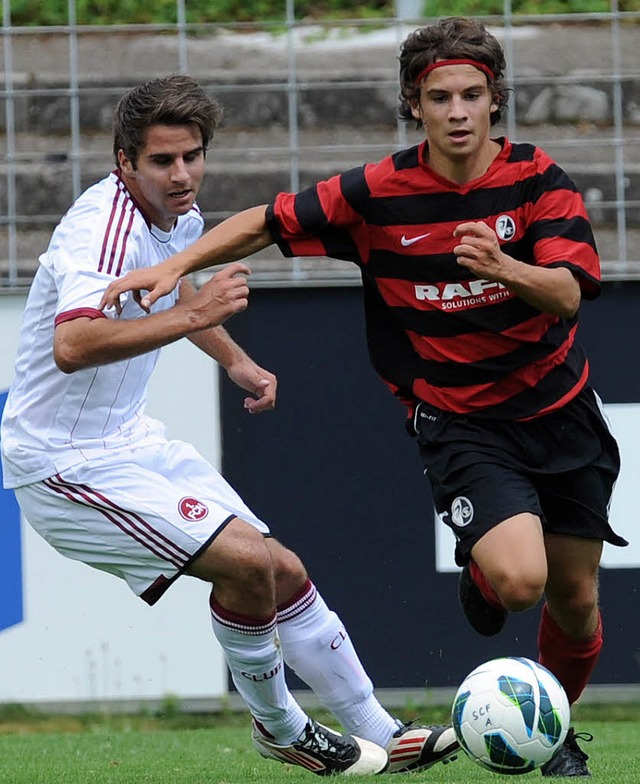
top-left (188, 517), bottom-right (277, 616)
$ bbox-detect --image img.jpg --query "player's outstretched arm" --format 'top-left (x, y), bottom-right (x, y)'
top-left (55, 262), bottom-right (250, 373)
top-left (99, 205), bottom-right (272, 314)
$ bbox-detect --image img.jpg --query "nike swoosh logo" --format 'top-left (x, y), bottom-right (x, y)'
top-left (401, 232), bottom-right (431, 247)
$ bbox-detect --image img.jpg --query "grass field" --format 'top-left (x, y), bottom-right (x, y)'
top-left (0, 705), bottom-right (638, 783)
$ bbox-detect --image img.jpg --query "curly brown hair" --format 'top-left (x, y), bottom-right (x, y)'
top-left (113, 74), bottom-right (223, 169)
top-left (398, 17), bottom-right (510, 127)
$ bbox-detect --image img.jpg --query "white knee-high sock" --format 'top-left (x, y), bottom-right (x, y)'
top-left (210, 593), bottom-right (308, 744)
top-left (277, 579), bottom-right (399, 746)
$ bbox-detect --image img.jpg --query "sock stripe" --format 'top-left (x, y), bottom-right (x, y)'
top-left (277, 579), bottom-right (317, 623)
top-left (210, 595), bottom-right (276, 635)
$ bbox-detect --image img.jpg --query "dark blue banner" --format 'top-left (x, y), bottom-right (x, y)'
top-left (221, 283), bottom-right (640, 688)
top-left (0, 390), bottom-right (24, 633)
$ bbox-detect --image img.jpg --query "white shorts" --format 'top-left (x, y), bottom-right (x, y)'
top-left (15, 440), bottom-right (270, 604)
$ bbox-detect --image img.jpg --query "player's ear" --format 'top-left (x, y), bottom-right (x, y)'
top-left (117, 148), bottom-right (134, 175)
top-left (410, 100), bottom-right (422, 122)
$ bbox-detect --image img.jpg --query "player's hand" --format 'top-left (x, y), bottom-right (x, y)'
top-left (226, 359), bottom-right (277, 414)
top-left (453, 221), bottom-right (510, 281)
top-left (99, 262), bottom-right (183, 314)
top-left (189, 263), bottom-right (251, 329)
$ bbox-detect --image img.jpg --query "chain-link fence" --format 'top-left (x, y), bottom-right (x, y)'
top-left (1, 2), bottom-right (639, 288)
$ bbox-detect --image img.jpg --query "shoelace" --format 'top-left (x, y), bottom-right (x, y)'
top-left (299, 723), bottom-right (355, 761)
top-left (394, 718), bottom-right (420, 737)
top-left (565, 729), bottom-right (593, 761)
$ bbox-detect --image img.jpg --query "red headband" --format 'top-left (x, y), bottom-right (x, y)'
top-left (413, 58), bottom-right (495, 87)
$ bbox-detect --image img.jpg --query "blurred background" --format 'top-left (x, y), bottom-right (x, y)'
top-left (1, 1), bottom-right (639, 712)
top-left (1, 0), bottom-right (639, 286)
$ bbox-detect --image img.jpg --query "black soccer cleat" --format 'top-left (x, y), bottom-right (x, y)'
top-left (252, 717), bottom-right (389, 776)
top-left (458, 562), bottom-right (507, 636)
top-left (541, 728), bottom-right (593, 777)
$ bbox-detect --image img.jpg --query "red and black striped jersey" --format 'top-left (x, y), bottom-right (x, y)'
top-left (266, 138), bottom-right (601, 420)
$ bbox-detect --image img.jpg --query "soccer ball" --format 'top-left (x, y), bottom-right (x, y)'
top-left (451, 656), bottom-right (570, 775)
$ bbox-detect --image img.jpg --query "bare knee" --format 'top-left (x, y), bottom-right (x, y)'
top-left (494, 571), bottom-right (546, 612)
top-left (473, 512), bottom-right (547, 612)
top-left (266, 538), bottom-right (308, 605)
top-left (546, 575), bottom-right (599, 631)
top-left (188, 518), bottom-right (276, 614)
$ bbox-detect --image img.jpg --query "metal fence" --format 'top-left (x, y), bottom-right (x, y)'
top-left (1, 1), bottom-right (639, 288)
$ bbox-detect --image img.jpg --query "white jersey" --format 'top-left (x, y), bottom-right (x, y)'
top-left (1, 171), bottom-right (204, 488)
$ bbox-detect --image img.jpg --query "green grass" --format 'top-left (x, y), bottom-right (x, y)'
top-left (0, 708), bottom-right (637, 783)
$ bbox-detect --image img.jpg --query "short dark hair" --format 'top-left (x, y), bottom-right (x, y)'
top-left (113, 74), bottom-right (223, 168)
top-left (398, 17), bottom-right (510, 127)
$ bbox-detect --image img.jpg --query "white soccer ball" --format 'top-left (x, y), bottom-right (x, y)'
top-left (451, 656), bottom-right (570, 775)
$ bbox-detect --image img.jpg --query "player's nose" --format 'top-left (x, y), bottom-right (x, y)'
top-left (170, 158), bottom-right (190, 182)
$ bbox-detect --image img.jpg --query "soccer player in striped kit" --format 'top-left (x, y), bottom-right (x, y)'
top-left (100, 18), bottom-right (628, 777)
top-left (1, 75), bottom-right (459, 776)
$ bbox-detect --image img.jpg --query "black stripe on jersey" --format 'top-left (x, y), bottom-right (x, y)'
top-left (507, 142), bottom-right (536, 163)
top-left (391, 146), bottom-right (421, 171)
top-left (368, 250), bottom-right (469, 283)
top-left (265, 203), bottom-right (288, 249)
top-left (355, 182), bottom-right (537, 227)
top-left (368, 236), bottom-right (535, 284)
top-left (321, 232), bottom-right (362, 264)
top-left (469, 348), bottom-right (587, 420)
top-left (295, 186), bottom-right (363, 264)
top-left (368, 234), bottom-right (533, 284)
top-left (527, 162), bottom-right (579, 201)
top-left (411, 318), bottom-right (576, 387)
top-left (529, 215), bottom-right (597, 249)
top-left (397, 297), bottom-right (542, 338)
top-left (502, 236), bottom-right (536, 265)
top-left (362, 276), bottom-right (420, 400)
top-left (350, 166), bottom-right (576, 229)
top-left (339, 146), bottom-right (579, 228)
top-left (295, 186), bottom-right (328, 233)
top-left (359, 191), bottom-right (481, 226)
top-left (340, 165), bottom-right (371, 202)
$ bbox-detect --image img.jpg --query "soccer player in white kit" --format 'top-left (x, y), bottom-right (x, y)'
top-left (0, 75), bottom-right (458, 776)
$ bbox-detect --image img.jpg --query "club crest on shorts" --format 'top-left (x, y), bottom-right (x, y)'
top-left (451, 496), bottom-right (474, 527)
top-left (178, 496), bottom-right (209, 521)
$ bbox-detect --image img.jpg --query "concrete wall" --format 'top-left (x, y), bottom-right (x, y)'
top-left (2, 21), bottom-right (640, 284)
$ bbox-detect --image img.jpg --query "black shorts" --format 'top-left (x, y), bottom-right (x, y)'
top-left (413, 386), bottom-right (627, 566)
